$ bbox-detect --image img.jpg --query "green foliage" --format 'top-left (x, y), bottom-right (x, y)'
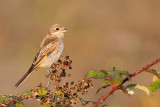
top-left (103, 79), bottom-right (110, 85)
top-left (80, 99), bottom-right (96, 106)
top-left (149, 80), bottom-right (160, 93)
top-left (87, 70), bottom-right (107, 79)
top-left (37, 87), bottom-right (47, 96)
top-left (123, 84), bottom-right (137, 90)
top-left (146, 69), bottom-right (160, 79)
top-left (87, 68), bottom-right (129, 86)
top-left (87, 67), bottom-right (160, 97)
top-left (15, 103), bottom-right (24, 107)
top-left (0, 95), bottom-right (23, 107)
top-left (115, 70), bottom-right (130, 78)
top-left (44, 103), bottom-right (52, 107)
top-left (87, 68), bottom-right (131, 94)
top-left (148, 69), bottom-right (160, 94)
top-left (109, 73), bottom-right (123, 85)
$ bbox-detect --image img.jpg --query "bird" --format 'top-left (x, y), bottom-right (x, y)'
top-left (15, 24), bottom-right (67, 87)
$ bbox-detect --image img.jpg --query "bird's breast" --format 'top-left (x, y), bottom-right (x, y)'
top-left (40, 42), bottom-right (64, 68)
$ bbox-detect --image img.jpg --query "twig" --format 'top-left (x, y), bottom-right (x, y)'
top-left (92, 58), bottom-right (160, 107)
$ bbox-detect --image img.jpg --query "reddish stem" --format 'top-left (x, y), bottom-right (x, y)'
top-left (92, 58), bottom-right (160, 107)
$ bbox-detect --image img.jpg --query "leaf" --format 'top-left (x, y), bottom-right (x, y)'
top-left (123, 84), bottom-right (137, 90)
top-left (123, 84), bottom-right (149, 95)
top-left (0, 104), bottom-right (6, 106)
top-left (37, 87), bottom-right (47, 96)
top-left (0, 95), bottom-right (6, 103)
top-left (116, 70), bottom-right (130, 78)
top-left (87, 70), bottom-right (107, 79)
top-left (10, 104), bottom-right (16, 107)
top-left (103, 79), bottom-right (110, 86)
top-left (152, 75), bottom-right (160, 82)
top-left (24, 90), bottom-right (30, 94)
top-left (80, 99), bottom-right (96, 106)
top-left (135, 84), bottom-right (149, 95)
top-left (44, 103), bottom-right (52, 107)
top-left (149, 80), bottom-right (160, 93)
top-left (15, 103), bottom-right (24, 107)
top-left (146, 69), bottom-right (160, 79)
top-left (106, 67), bottom-right (119, 73)
top-left (96, 84), bottom-right (111, 94)
top-left (11, 96), bottom-right (18, 101)
top-left (96, 79), bottom-right (111, 94)
top-left (109, 73), bottom-right (123, 85)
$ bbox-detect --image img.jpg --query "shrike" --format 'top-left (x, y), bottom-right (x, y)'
top-left (15, 24), bottom-right (67, 87)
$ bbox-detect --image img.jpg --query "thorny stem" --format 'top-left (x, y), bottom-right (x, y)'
top-left (92, 58), bottom-right (160, 107)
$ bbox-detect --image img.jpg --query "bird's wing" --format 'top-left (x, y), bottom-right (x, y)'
top-left (15, 37), bottom-right (59, 87)
top-left (32, 37), bottom-right (59, 69)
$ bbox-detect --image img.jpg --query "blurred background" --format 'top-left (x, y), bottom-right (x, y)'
top-left (0, 0), bottom-right (160, 107)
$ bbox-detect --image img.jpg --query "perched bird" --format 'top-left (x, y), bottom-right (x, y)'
top-left (15, 24), bottom-right (67, 87)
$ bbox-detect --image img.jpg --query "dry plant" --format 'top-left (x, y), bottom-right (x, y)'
top-left (0, 56), bottom-right (160, 107)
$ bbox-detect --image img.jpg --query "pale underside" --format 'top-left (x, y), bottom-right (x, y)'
top-left (32, 35), bottom-right (64, 70)
top-left (40, 40), bottom-right (64, 68)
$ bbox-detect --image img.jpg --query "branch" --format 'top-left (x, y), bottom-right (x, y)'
top-left (92, 58), bottom-right (160, 107)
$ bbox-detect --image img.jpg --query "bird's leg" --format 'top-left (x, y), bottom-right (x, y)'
top-left (46, 68), bottom-right (52, 89)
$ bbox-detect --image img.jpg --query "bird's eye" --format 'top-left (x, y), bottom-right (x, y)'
top-left (56, 28), bottom-right (59, 31)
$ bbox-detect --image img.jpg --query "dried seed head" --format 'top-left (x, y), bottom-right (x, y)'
top-left (67, 74), bottom-right (71, 77)
top-left (58, 59), bottom-right (62, 63)
top-left (68, 60), bottom-right (72, 64)
top-left (71, 81), bottom-right (74, 85)
top-left (63, 61), bottom-right (69, 66)
top-left (52, 70), bottom-right (57, 73)
top-left (65, 56), bottom-right (69, 59)
top-left (60, 70), bottom-right (66, 77)
top-left (69, 66), bottom-right (72, 69)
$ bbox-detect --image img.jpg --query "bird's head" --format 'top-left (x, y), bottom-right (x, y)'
top-left (49, 24), bottom-right (68, 39)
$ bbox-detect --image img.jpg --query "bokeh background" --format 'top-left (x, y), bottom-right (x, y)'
top-left (0, 0), bottom-right (160, 107)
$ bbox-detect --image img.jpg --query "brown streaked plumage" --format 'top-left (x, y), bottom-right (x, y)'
top-left (15, 24), bottom-right (67, 87)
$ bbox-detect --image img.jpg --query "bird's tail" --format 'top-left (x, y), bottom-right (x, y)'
top-left (15, 65), bottom-right (35, 87)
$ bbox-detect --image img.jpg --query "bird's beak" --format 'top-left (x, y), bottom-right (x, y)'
top-left (62, 28), bottom-right (68, 33)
